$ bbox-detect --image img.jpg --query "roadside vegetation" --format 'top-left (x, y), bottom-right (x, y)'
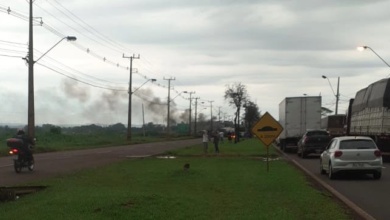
top-left (0, 138), bottom-right (354, 219)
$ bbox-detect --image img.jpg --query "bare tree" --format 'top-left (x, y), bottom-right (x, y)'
top-left (224, 82), bottom-right (248, 143)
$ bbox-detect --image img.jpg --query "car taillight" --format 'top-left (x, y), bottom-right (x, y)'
top-left (374, 150), bottom-right (382, 157)
top-left (334, 150), bottom-right (343, 158)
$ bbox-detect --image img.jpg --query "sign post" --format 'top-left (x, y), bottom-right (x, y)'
top-left (251, 112), bottom-right (283, 172)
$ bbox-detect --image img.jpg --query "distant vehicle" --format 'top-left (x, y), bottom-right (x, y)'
top-left (277, 96), bottom-right (322, 152)
top-left (297, 129), bottom-right (331, 158)
top-left (320, 115), bottom-right (345, 137)
top-left (320, 136), bottom-right (382, 180)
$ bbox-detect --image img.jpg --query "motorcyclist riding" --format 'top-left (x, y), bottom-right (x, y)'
top-left (13, 129), bottom-right (34, 161)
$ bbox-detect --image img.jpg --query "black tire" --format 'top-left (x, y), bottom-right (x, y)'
top-left (302, 149), bottom-right (307, 158)
top-left (320, 160), bottom-right (326, 175)
top-left (28, 159), bottom-right (34, 171)
top-left (328, 162), bottom-right (335, 179)
top-left (297, 147), bottom-right (302, 157)
top-left (373, 171), bottom-right (381, 180)
top-left (14, 161), bottom-right (22, 173)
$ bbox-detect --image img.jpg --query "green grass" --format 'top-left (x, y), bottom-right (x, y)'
top-left (0, 139), bottom-right (353, 219)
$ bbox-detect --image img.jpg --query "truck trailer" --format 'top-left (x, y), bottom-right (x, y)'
top-left (320, 114), bottom-right (346, 137)
top-left (278, 96), bottom-right (322, 152)
top-left (346, 78), bottom-right (390, 155)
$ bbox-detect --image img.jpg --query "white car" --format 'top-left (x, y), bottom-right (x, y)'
top-left (320, 136), bottom-right (382, 180)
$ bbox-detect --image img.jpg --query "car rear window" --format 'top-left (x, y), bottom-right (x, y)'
top-left (339, 140), bottom-right (377, 149)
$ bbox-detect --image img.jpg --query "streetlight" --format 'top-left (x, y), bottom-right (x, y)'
top-left (357, 46), bottom-right (390, 69)
top-left (26, 35), bottom-right (76, 138)
top-left (128, 78), bottom-right (156, 140)
top-left (201, 100), bottom-right (214, 131)
top-left (167, 90), bottom-right (187, 134)
top-left (35, 36), bottom-right (77, 63)
top-left (321, 75), bottom-right (340, 115)
top-left (132, 78), bottom-right (156, 94)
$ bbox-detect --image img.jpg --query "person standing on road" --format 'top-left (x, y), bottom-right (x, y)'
top-left (202, 130), bottom-right (209, 154)
top-left (213, 131), bottom-right (220, 153)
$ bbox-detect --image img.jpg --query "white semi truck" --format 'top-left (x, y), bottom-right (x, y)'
top-left (278, 96), bottom-right (322, 152)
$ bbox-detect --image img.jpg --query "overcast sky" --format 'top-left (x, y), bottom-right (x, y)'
top-left (1, 0), bottom-right (390, 127)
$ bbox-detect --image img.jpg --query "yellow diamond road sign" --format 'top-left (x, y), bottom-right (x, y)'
top-left (251, 112), bottom-right (283, 147)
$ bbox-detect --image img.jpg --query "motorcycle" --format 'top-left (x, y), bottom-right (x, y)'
top-left (6, 138), bottom-right (34, 173)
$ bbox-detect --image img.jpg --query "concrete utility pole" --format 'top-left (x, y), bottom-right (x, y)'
top-left (27, 0), bottom-right (34, 139)
top-left (188, 91), bottom-right (195, 136)
top-left (123, 54), bottom-right (140, 141)
top-left (26, 1), bottom-right (76, 138)
top-left (335, 77), bottom-right (340, 115)
top-left (164, 77), bottom-right (175, 134)
top-left (209, 100), bottom-right (214, 131)
top-left (193, 97), bottom-right (200, 135)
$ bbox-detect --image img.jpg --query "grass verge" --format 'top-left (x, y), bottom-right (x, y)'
top-left (0, 138), bottom-right (354, 219)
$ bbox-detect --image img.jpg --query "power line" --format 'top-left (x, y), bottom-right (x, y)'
top-left (36, 63), bottom-right (127, 91)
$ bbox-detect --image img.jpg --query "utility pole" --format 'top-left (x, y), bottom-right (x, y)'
top-left (164, 77), bottom-right (175, 134)
top-left (194, 97), bottom-right (200, 135)
top-left (142, 103), bottom-right (145, 137)
top-left (123, 54), bottom-right (140, 141)
top-left (335, 77), bottom-right (340, 115)
top-left (27, 0), bottom-right (35, 139)
top-left (209, 101), bottom-right (214, 131)
top-left (188, 91), bottom-right (195, 136)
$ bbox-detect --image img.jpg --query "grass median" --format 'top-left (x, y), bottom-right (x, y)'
top-left (0, 138), bottom-right (353, 219)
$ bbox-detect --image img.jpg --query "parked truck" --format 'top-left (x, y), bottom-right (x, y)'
top-left (320, 114), bottom-right (346, 137)
top-left (278, 96), bottom-right (322, 152)
top-left (345, 78), bottom-right (390, 155)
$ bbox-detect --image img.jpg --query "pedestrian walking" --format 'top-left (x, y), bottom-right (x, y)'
top-left (202, 130), bottom-right (209, 154)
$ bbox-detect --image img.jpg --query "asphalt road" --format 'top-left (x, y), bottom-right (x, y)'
top-left (0, 139), bottom-right (200, 186)
top-left (281, 150), bottom-right (389, 220)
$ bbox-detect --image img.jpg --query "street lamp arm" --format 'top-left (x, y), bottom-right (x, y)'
top-left (364, 46), bottom-right (390, 69)
top-left (132, 78), bottom-right (156, 94)
top-left (35, 36), bottom-right (77, 63)
top-left (322, 75), bottom-right (336, 97)
top-left (171, 91), bottom-right (187, 101)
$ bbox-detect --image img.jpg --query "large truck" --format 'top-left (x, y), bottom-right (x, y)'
top-left (345, 78), bottom-right (390, 155)
top-left (320, 114), bottom-right (346, 137)
top-left (278, 96), bottom-right (322, 152)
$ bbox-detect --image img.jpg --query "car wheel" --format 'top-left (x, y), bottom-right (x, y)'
top-left (302, 149), bottom-right (307, 159)
top-left (320, 160), bottom-right (326, 175)
top-left (328, 162), bottom-right (335, 179)
top-left (297, 147), bottom-right (302, 157)
top-left (373, 171), bottom-right (382, 180)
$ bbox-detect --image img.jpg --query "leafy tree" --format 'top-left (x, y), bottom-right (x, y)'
top-left (224, 82), bottom-right (248, 143)
top-left (243, 101), bottom-right (261, 135)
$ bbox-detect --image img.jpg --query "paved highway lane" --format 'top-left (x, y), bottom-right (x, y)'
top-left (282, 150), bottom-right (389, 220)
top-left (0, 139), bottom-right (200, 186)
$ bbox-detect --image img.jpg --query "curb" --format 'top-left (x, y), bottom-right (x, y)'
top-left (273, 145), bottom-right (376, 220)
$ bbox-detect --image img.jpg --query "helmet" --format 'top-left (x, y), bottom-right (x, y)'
top-left (16, 129), bottom-right (25, 135)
